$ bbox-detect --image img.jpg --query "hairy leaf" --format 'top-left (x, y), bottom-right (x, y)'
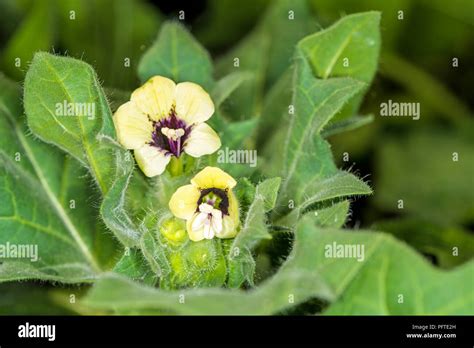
top-left (83, 217), bottom-right (474, 315)
top-left (278, 171), bottom-right (371, 227)
top-left (276, 12), bottom-right (378, 226)
top-left (282, 55), bottom-right (365, 194)
top-left (113, 248), bottom-right (156, 286)
top-left (299, 11), bottom-right (380, 120)
top-left (323, 240), bottom-right (474, 315)
top-left (24, 52), bottom-right (116, 195)
top-left (0, 74), bottom-right (117, 283)
top-left (99, 148), bottom-right (142, 247)
top-left (140, 230), bottom-right (170, 279)
top-left (227, 178), bottom-right (280, 287)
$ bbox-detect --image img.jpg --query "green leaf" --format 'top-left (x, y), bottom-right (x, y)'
top-left (278, 171), bottom-right (371, 227)
top-left (212, 118), bottom-right (260, 179)
top-left (216, 30), bottom-right (269, 119)
top-left (321, 237), bottom-right (474, 315)
top-left (84, 213), bottom-right (474, 315)
top-left (82, 217), bottom-right (335, 314)
top-left (373, 218), bottom-right (474, 269)
top-left (113, 248), bottom-right (157, 286)
top-left (310, 200), bottom-right (351, 228)
top-left (256, 177), bottom-right (281, 212)
top-left (275, 12), bottom-right (378, 224)
top-left (138, 22), bottom-right (213, 89)
top-left (23, 53), bottom-right (143, 249)
top-left (234, 177), bottom-right (256, 213)
top-left (374, 129), bottom-right (474, 224)
top-left (308, 0), bottom-right (410, 49)
top-left (257, 67), bottom-right (293, 148)
top-left (220, 119), bottom-right (259, 149)
top-left (227, 179), bottom-right (279, 287)
top-left (99, 148), bottom-right (142, 247)
top-left (211, 72), bottom-right (251, 109)
top-left (282, 55), bottom-right (365, 193)
top-left (140, 230), bottom-right (170, 279)
top-left (0, 74), bottom-right (117, 283)
top-left (321, 114), bottom-right (374, 137)
top-left (24, 52), bottom-right (116, 195)
top-left (215, 0), bottom-right (315, 119)
top-left (299, 11), bottom-right (380, 120)
top-left (296, 171), bottom-right (371, 213)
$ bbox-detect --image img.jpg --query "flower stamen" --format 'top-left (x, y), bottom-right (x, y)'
top-left (149, 111), bottom-right (192, 157)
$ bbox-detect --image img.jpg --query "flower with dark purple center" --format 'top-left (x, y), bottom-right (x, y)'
top-left (169, 167), bottom-right (240, 242)
top-left (113, 76), bottom-right (221, 177)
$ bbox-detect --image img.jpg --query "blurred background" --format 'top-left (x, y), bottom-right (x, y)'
top-left (0, 0), bottom-right (472, 313)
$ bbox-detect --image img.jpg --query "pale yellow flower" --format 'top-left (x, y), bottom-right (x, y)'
top-left (113, 76), bottom-right (221, 177)
top-left (169, 167), bottom-right (240, 242)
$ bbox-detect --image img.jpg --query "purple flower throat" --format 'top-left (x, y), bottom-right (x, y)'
top-left (149, 109), bottom-right (192, 157)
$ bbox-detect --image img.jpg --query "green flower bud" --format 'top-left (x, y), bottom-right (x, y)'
top-left (158, 238), bottom-right (227, 290)
top-left (159, 217), bottom-right (187, 244)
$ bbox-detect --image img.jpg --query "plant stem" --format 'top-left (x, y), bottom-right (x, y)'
top-left (168, 156), bottom-right (183, 176)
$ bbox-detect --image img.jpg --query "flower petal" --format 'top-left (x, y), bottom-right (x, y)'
top-left (217, 190), bottom-right (239, 239)
top-left (191, 213), bottom-right (208, 231)
top-left (228, 190), bottom-right (240, 224)
top-left (217, 215), bottom-right (238, 239)
top-left (113, 101), bottom-right (152, 149)
top-left (134, 145), bottom-right (171, 177)
top-left (131, 76), bottom-right (176, 120)
top-left (186, 214), bottom-right (205, 242)
top-left (184, 123), bottom-right (221, 158)
top-left (211, 210), bottom-right (223, 234)
top-left (191, 166), bottom-right (237, 190)
top-left (203, 222), bottom-right (214, 239)
top-left (198, 203), bottom-right (214, 214)
top-left (175, 82), bottom-right (214, 124)
top-left (169, 184), bottom-right (201, 220)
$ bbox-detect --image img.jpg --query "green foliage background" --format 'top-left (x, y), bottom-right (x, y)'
top-left (0, 0), bottom-right (472, 315)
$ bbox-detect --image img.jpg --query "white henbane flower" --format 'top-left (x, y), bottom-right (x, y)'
top-left (113, 76), bottom-right (221, 177)
top-left (169, 167), bottom-right (240, 242)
